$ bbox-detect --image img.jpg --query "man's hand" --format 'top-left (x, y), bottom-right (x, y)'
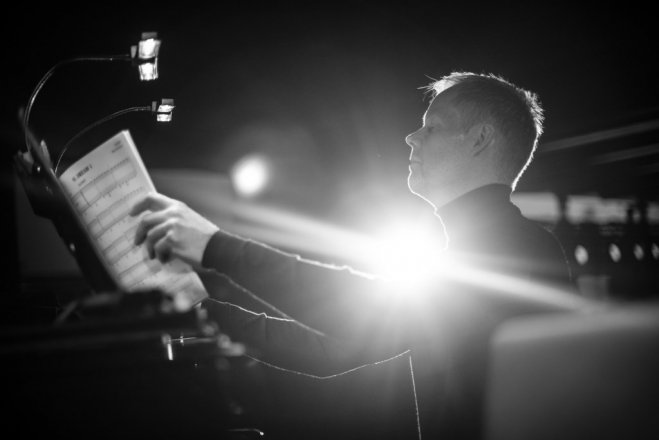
top-left (130, 192), bottom-right (220, 268)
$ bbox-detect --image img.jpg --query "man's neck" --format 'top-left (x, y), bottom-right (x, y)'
top-left (425, 179), bottom-right (501, 210)
top-left (434, 183), bottom-right (514, 244)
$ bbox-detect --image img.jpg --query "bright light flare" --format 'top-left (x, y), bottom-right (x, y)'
top-left (231, 155), bottom-right (270, 197)
top-left (210, 200), bottom-right (586, 310)
top-left (150, 169), bottom-right (591, 313)
top-left (367, 223), bottom-right (448, 291)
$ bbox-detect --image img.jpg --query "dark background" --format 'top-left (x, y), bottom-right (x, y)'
top-left (2, 2), bottom-right (659, 439)
top-left (3, 1), bottom-right (658, 285)
top-left (4, 2), bottom-right (659, 198)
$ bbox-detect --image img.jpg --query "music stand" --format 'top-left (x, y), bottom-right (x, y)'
top-left (14, 122), bottom-right (117, 294)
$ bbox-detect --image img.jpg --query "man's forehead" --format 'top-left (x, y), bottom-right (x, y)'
top-left (424, 91), bottom-right (460, 123)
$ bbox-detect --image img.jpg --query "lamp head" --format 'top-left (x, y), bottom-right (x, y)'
top-left (131, 32), bottom-right (161, 81)
top-left (152, 98), bottom-right (175, 122)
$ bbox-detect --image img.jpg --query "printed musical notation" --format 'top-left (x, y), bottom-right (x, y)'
top-left (70, 158), bottom-right (136, 214)
top-left (87, 188), bottom-right (146, 239)
top-left (58, 130), bottom-right (208, 305)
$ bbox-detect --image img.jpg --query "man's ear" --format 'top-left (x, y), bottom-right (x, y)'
top-left (470, 123), bottom-right (496, 156)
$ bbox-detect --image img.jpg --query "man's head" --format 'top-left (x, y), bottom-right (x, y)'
top-left (405, 72), bottom-right (544, 208)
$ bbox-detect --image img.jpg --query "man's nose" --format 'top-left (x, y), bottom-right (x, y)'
top-left (406, 130), bottom-right (420, 149)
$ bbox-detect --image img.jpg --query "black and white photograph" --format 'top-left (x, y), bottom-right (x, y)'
top-left (2, 2), bottom-right (658, 439)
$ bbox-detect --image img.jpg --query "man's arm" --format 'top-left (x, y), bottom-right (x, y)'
top-left (201, 229), bottom-right (404, 340)
top-left (203, 298), bottom-right (409, 378)
top-left (130, 193), bottom-right (411, 355)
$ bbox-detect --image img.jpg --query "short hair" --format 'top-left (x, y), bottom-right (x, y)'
top-left (424, 72), bottom-right (544, 189)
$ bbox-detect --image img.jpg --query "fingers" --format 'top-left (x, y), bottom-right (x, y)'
top-left (134, 210), bottom-right (172, 246)
top-left (134, 212), bottom-right (175, 263)
top-left (129, 192), bottom-right (216, 267)
top-left (129, 192), bottom-right (174, 217)
top-left (141, 219), bottom-right (174, 259)
top-left (153, 230), bottom-right (173, 263)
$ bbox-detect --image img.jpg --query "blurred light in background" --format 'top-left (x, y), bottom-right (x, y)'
top-left (566, 196), bottom-right (638, 223)
top-left (609, 243), bottom-right (622, 262)
top-left (231, 154), bottom-right (270, 198)
top-left (512, 193), bottom-right (659, 224)
top-left (217, 121), bottom-right (325, 210)
top-left (511, 192), bottom-right (560, 223)
top-left (575, 245), bottom-right (589, 265)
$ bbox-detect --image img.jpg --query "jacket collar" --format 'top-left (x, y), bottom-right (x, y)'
top-left (436, 183), bottom-right (517, 245)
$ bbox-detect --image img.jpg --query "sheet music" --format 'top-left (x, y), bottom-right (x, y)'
top-left (59, 130), bottom-right (208, 306)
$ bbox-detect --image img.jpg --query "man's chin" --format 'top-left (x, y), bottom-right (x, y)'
top-left (407, 176), bottom-right (425, 197)
top-left (408, 176), bottom-right (438, 207)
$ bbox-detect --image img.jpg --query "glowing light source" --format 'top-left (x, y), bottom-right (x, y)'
top-left (152, 98), bottom-right (175, 122)
top-left (364, 221), bottom-right (447, 291)
top-left (609, 243), bottom-right (622, 262)
top-left (138, 62), bottom-right (158, 81)
top-left (22, 31), bottom-right (163, 155)
top-left (633, 244), bottom-right (645, 261)
top-left (162, 334), bottom-right (174, 361)
top-left (575, 245), bottom-right (589, 265)
top-left (54, 99), bottom-right (175, 174)
top-left (131, 32), bottom-right (161, 81)
top-left (231, 155), bottom-right (270, 198)
top-left (137, 34), bottom-right (160, 59)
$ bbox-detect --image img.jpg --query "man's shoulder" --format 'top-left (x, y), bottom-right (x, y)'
top-left (483, 211), bottom-right (573, 285)
top-left (506, 213), bottom-right (568, 260)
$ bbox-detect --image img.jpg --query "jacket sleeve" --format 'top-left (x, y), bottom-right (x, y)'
top-left (202, 298), bottom-right (410, 378)
top-left (200, 230), bottom-right (413, 360)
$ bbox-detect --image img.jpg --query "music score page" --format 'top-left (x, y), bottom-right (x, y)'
top-left (59, 130), bottom-right (208, 306)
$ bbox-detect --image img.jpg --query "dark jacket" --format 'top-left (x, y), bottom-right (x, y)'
top-left (201, 184), bottom-right (587, 439)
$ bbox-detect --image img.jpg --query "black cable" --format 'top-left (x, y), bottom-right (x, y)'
top-left (22, 54), bottom-right (132, 155)
top-left (54, 105), bottom-right (151, 175)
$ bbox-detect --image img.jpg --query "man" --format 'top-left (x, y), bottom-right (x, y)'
top-left (131, 72), bottom-right (585, 439)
